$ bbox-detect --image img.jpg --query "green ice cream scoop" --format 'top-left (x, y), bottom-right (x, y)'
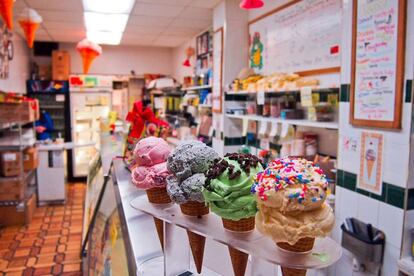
top-left (202, 153), bottom-right (263, 220)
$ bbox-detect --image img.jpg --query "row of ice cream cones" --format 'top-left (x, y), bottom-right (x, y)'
top-left (130, 137), bottom-right (335, 276)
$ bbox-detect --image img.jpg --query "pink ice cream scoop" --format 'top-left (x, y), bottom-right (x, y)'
top-left (133, 137), bottom-right (171, 166)
top-left (131, 162), bottom-right (170, 189)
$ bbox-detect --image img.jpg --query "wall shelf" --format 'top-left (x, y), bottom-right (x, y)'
top-left (182, 85), bottom-right (212, 91)
top-left (225, 87), bottom-right (339, 96)
top-left (226, 114), bottom-right (339, 129)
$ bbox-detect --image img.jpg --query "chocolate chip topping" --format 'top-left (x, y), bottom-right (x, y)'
top-left (204, 153), bottom-right (260, 190)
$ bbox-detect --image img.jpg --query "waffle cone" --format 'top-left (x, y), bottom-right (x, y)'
top-left (367, 159), bottom-right (375, 179)
top-left (228, 246), bottom-right (249, 276)
top-left (146, 187), bottom-right (171, 251)
top-left (79, 48), bottom-right (99, 74)
top-left (186, 230), bottom-right (206, 273)
top-left (180, 201), bottom-right (209, 217)
top-left (146, 187), bottom-right (171, 204)
top-left (180, 201), bottom-right (209, 273)
top-left (19, 20), bottom-right (39, 48)
top-left (153, 217), bottom-right (164, 251)
top-left (277, 237), bottom-right (315, 276)
top-left (222, 217), bottom-right (255, 232)
top-left (222, 217), bottom-right (255, 276)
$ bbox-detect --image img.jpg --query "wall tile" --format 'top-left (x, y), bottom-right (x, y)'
top-left (386, 185), bottom-right (405, 209)
top-left (405, 80), bottom-right (412, 103)
top-left (357, 194), bottom-right (379, 226)
top-left (338, 187), bottom-right (359, 221)
top-left (381, 243), bottom-right (401, 276)
top-left (407, 189), bottom-right (414, 210)
top-left (343, 171), bottom-right (357, 191)
top-left (378, 202), bottom-right (404, 248)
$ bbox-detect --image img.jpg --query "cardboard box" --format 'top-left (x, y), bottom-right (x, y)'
top-left (0, 175), bottom-right (25, 201)
top-left (0, 193), bottom-right (36, 226)
top-left (23, 147), bottom-right (38, 171)
top-left (0, 151), bottom-right (22, 177)
top-left (0, 100), bottom-right (39, 123)
top-left (38, 64), bottom-right (52, 80)
top-left (52, 50), bottom-right (70, 81)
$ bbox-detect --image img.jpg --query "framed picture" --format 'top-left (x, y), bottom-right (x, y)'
top-left (196, 31), bottom-right (210, 56)
top-left (350, 0), bottom-right (406, 129)
top-left (358, 132), bottom-right (384, 195)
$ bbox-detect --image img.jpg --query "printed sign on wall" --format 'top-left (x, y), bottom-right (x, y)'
top-left (358, 132), bottom-right (383, 195)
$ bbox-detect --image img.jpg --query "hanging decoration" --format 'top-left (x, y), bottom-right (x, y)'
top-left (76, 38), bottom-right (102, 74)
top-left (18, 8), bottom-right (42, 48)
top-left (240, 0), bottom-right (264, 9)
top-left (0, 0), bottom-right (15, 29)
top-left (182, 46), bottom-right (195, 67)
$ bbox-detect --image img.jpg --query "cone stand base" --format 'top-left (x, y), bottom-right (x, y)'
top-left (153, 217), bottom-right (164, 251)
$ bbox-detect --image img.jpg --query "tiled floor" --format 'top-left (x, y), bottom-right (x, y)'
top-left (0, 183), bottom-right (86, 276)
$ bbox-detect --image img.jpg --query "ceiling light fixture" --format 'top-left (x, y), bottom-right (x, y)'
top-left (84, 12), bottom-right (128, 32)
top-left (87, 30), bottom-right (122, 45)
top-left (82, 0), bottom-right (135, 14)
top-left (82, 0), bottom-right (135, 45)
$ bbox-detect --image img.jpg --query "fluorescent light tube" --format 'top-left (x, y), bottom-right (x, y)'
top-left (87, 30), bottom-right (122, 45)
top-left (83, 0), bottom-right (136, 14)
top-left (84, 12), bottom-right (128, 32)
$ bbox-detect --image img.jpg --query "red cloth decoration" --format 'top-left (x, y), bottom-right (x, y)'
top-left (125, 101), bottom-right (169, 139)
top-left (240, 0), bottom-right (264, 9)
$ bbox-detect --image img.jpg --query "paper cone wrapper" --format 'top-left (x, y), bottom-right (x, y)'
top-left (180, 201), bottom-right (209, 273)
top-left (19, 20), bottom-right (39, 48)
top-left (277, 237), bottom-right (315, 276)
top-left (146, 187), bottom-right (171, 251)
top-left (366, 159), bottom-right (375, 179)
top-left (79, 48), bottom-right (99, 74)
top-left (0, 0), bottom-right (14, 29)
top-left (222, 217), bottom-right (255, 276)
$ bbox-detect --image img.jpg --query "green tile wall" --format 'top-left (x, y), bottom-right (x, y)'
top-left (340, 84), bottom-right (350, 102)
top-left (337, 169), bottom-right (406, 209)
top-left (406, 79), bottom-right (412, 103)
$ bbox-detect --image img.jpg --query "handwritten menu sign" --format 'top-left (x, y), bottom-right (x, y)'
top-left (350, 0), bottom-right (406, 129)
top-left (248, 0), bottom-right (341, 75)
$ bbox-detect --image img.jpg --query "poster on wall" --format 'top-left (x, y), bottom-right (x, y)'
top-left (350, 0), bottom-right (406, 129)
top-left (212, 28), bottom-right (223, 113)
top-left (248, 0), bottom-right (341, 75)
top-left (358, 132), bottom-right (383, 195)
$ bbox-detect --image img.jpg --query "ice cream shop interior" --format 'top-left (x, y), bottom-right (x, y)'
top-left (1, 0), bottom-right (414, 275)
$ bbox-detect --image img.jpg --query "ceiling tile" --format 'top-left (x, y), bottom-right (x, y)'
top-left (25, 0), bottom-right (83, 11)
top-left (170, 18), bottom-right (211, 29)
top-left (124, 25), bottom-right (164, 36)
top-left (42, 21), bottom-right (85, 30)
top-left (135, 0), bottom-right (192, 6)
top-left (128, 15), bottom-right (172, 27)
top-left (153, 35), bottom-right (189, 47)
top-left (180, 7), bottom-right (212, 20)
top-left (121, 34), bottom-right (157, 46)
top-left (35, 10), bottom-right (84, 22)
top-left (189, 0), bottom-right (222, 9)
top-left (163, 26), bottom-right (202, 36)
top-left (132, 3), bottom-right (184, 17)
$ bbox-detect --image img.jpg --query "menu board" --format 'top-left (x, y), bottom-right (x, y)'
top-left (212, 28), bottom-right (223, 113)
top-left (248, 0), bottom-right (341, 75)
top-left (350, 0), bottom-right (406, 129)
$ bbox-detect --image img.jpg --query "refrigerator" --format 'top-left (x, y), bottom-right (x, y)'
top-left (69, 75), bottom-right (113, 178)
top-left (26, 80), bottom-right (71, 141)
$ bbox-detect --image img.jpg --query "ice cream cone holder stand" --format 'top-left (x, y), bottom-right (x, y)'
top-left (108, 157), bottom-right (342, 276)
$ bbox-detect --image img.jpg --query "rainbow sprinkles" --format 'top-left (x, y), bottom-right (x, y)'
top-left (251, 157), bottom-right (328, 204)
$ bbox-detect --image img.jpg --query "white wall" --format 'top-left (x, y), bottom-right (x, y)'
top-left (0, 34), bottom-right (30, 93)
top-left (59, 43), bottom-right (174, 76)
top-left (172, 38), bottom-right (196, 84)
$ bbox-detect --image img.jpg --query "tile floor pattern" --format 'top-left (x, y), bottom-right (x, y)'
top-left (0, 183), bottom-right (86, 276)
